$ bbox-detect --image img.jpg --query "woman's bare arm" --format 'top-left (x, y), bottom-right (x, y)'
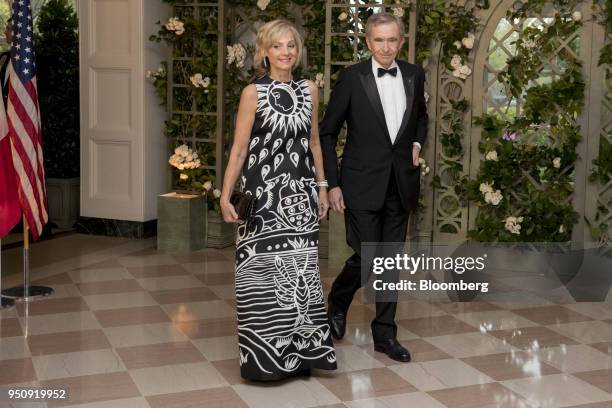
top-left (220, 84), bottom-right (257, 222)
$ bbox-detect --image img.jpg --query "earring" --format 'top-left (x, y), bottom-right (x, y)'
top-left (263, 56), bottom-right (269, 68)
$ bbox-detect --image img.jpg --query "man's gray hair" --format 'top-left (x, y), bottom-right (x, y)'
top-left (365, 12), bottom-right (405, 38)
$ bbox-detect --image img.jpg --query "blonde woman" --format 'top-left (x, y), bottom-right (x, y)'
top-left (220, 19), bottom-right (337, 381)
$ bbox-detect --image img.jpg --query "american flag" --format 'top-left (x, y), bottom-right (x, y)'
top-left (6, 0), bottom-right (47, 239)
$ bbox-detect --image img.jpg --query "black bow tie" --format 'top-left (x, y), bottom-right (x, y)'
top-left (377, 67), bottom-right (397, 77)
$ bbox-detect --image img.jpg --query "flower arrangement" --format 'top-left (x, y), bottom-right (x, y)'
top-left (169, 144), bottom-right (221, 211)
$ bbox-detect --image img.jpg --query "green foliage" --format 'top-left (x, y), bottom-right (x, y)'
top-left (36, 0), bottom-right (79, 178)
top-left (416, 0), bottom-right (488, 66)
top-left (150, 1), bottom-right (327, 211)
top-left (463, 1), bottom-right (586, 242)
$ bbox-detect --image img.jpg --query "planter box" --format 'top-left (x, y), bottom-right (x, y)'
top-left (157, 193), bottom-right (206, 253)
top-left (206, 210), bottom-right (235, 248)
top-left (46, 177), bottom-right (80, 230)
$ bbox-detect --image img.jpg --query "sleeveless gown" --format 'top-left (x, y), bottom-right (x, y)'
top-left (234, 75), bottom-right (337, 381)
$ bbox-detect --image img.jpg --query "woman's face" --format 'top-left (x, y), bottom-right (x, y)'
top-left (266, 31), bottom-right (298, 73)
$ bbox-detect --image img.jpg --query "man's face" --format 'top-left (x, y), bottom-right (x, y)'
top-left (365, 22), bottom-right (404, 68)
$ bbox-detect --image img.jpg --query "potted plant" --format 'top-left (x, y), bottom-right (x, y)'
top-left (36, 0), bottom-right (79, 231)
top-left (157, 144), bottom-right (235, 251)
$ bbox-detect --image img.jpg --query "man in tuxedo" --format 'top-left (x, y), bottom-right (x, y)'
top-left (319, 12), bottom-right (428, 362)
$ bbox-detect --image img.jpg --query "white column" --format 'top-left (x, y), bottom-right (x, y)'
top-left (79, 0), bottom-right (168, 222)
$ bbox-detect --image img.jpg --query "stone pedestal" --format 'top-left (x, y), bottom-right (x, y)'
top-left (206, 210), bottom-right (235, 248)
top-left (157, 193), bottom-right (206, 253)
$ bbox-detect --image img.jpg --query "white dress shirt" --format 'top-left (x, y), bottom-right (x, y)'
top-left (371, 58), bottom-right (421, 149)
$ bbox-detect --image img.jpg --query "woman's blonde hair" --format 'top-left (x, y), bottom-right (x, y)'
top-left (254, 19), bottom-right (304, 76)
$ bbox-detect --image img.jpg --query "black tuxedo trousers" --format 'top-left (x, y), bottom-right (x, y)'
top-left (328, 170), bottom-right (408, 342)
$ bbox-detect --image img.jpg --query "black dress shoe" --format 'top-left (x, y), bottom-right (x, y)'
top-left (374, 338), bottom-right (411, 362)
top-left (327, 307), bottom-right (346, 340)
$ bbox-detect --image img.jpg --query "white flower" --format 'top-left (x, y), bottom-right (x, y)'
top-left (553, 157), bottom-right (561, 169)
top-left (213, 189), bottom-right (221, 198)
top-left (203, 181), bottom-right (212, 191)
top-left (391, 7), bottom-right (404, 17)
top-left (418, 157), bottom-right (426, 165)
top-left (559, 224), bottom-right (565, 233)
top-left (453, 64), bottom-right (472, 80)
top-left (484, 190), bottom-right (503, 206)
top-left (165, 17), bottom-right (185, 36)
top-left (572, 11), bottom-right (582, 22)
top-left (453, 40), bottom-right (462, 49)
top-left (479, 182), bottom-right (494, 195)
top-left (169, 144), bottom-right (201, 171)
top-left (315, 72), bottom-right (324, 88)
top-left (522, 38), bottom-right (536, 49)
top-left (190, 73), bottom-right (211, 88)
top-left (179, 173), bottom-right (189, 181)
top-left (164, 17), bottom-right (177, 31)
top-left (450, 54), bottom-right (462, 69)
top-left (227, 43), bottom-right (246, 68)
top-left (480, 182), bottom-right (502, 205)
top-left (190, 73), bottom-right (202, 87)
top-left (485, 151), bottom-right (498, 161)
top-left (461, 33), bottom-right (475, 50)
top-left (257, 0), bottom-right (270, 11)
top-left (504, 216), bottom-right (524, 235)
top-left (338, 11), bottom-right (348, 21)
top-left (146, 70), bottom-right (153, 79)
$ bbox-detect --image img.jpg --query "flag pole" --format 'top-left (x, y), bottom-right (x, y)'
top-left (1, 216), bottom-right (53, 301)
top-left (0, 238), bottom-right (15, 309)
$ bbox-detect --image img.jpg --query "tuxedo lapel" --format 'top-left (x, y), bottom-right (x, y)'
top-left (393, 63), bottom-right (415, 146)
top-left (358, 60), bottom-right (392, 146)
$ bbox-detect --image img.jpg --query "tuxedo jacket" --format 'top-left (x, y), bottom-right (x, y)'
top-left (319, 58), bottom-right (428, 211)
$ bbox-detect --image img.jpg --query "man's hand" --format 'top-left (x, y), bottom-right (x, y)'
top-left (328, 187), bottom-right (346, 213)
top-left (412, 144), bottom-right (421, 167)
top-left (318, 188), bottom-right (329, 220)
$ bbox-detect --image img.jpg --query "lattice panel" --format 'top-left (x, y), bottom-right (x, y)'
top-left (483, 16), bottom-right (580, 123)
top-left (433, 2), bottom-right (591, 241)
top-left (433, 65), bottom-right (467, 235)
top-left (483, 11), bottom-right (580, 214)
top-left (594, 27), bottom-right (612, 247)
top-left (168, 1), bottom-right (225, 182)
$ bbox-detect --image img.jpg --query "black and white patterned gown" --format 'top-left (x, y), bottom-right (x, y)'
top-left (235, 75), bottom-right (337, 381)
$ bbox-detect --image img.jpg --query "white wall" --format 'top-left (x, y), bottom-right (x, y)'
top-left (79, 0), bottom-right (168, 222)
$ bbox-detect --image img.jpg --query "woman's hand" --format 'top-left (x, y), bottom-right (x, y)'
top-left (220, 197), bottom-right (240, 223)
top-left (318, 188), bottom-right (329, 220)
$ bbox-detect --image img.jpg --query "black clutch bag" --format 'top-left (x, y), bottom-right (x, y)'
top-left (230, 191), bottom-right (257, 221)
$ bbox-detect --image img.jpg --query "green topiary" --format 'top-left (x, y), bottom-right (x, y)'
top-left (36, 0), bottom-right (79, 178)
